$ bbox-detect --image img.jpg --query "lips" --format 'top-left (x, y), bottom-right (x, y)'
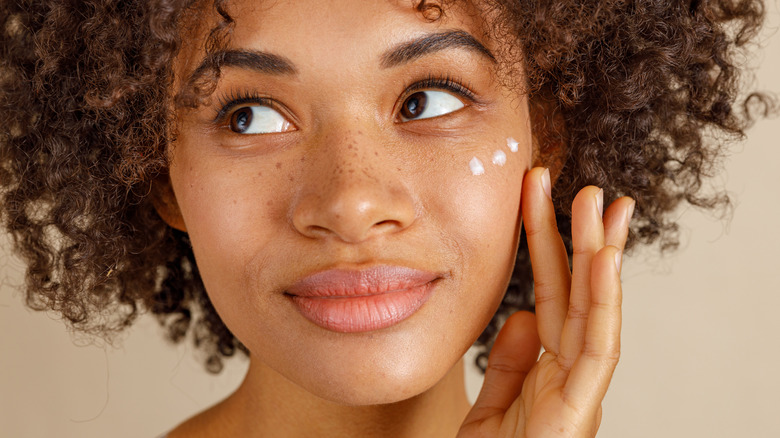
top-left (286, 265), bottom-right (439, 333)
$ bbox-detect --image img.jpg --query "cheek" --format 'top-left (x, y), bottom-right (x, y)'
top-left (445, 136), bottom-right (528, 239)
top-left (169, 156), bottom-right (300, 351)
top-left (168, 152), bottom-right (283, 288)
top-left (428, 134), bottom-right (529, 291)
top-left (455, 138), bottom-right (530, 338)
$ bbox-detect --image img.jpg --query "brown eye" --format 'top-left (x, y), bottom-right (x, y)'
top-left (227, 105), bottom-right (292, 134)
top-left (401, 92), bottom-right (428, 120)
top-left (398, 90), bottom-right (464, 122)
top-left (230, 107), bottom-right (253, 133)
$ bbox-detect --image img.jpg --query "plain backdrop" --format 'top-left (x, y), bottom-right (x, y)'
top-left (1, 3), bottom-right (778, 437)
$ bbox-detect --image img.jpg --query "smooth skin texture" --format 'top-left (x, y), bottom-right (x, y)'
top-left (161, 1), bottom-right (634, 437)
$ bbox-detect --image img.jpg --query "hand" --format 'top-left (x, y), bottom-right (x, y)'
top-left (458, 167), bottom-right (635, 438)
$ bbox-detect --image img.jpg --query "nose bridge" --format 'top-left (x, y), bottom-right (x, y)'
top-left (291, 121), bottom-right (416, 243)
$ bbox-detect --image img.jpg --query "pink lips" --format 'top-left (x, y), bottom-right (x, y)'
top-left (286, 265), bottom-right (439, 333)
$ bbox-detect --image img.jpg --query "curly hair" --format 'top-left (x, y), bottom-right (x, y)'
top-left (0, 0), bottom-right (771, 373)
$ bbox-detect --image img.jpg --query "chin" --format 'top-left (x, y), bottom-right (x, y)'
top-left (252, 317), bottom-right (470, 407)
top-left (297, 351), bottom-right (452, 406)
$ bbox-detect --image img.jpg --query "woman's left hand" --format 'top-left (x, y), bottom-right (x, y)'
top-left (457, 167), bottom-right (635, 437)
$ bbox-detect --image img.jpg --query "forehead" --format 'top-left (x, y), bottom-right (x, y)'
top-left (176, 0), bottom-right (494, 78)
top-left (226, 0), bottom-right (483, 45)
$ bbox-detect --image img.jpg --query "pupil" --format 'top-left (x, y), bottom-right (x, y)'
top-left (230, 108), bottom-right (253, 133)
top-left (402, 92), bottom-right (427, 119)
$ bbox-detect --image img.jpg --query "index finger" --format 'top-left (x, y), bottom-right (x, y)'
top-left (521, 167), bottom-right (571, 354)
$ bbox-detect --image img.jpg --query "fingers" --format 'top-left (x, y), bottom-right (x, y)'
top-left (521, 168), bottom-right (571, 354)
top-left (603, 197), bottom-right (635, 255)
top-left (562, 245), bottom-right (622, 415)
top-left (461, 311), bottom-right (541, 429)
top-left (558, 185), bottom-right (605, 370)
top-left (593, 405), bottom-right (603, 437)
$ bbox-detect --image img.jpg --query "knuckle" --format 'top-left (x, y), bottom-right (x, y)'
top-left (589, 300), bottom-right (616, 312)
top-left (572, 246), bottom-right (596, 257)
top-left (566, 304), bottom-right (589, 321)
top-left (486, 360), bottom-right (527, 375)
top-left (525, 222), bottom-right (555, 239)
top-left (582, 343), bottom-right (621, 365)
top-left (533, 279), bottom-right (564, 297)
top-left (556, 354), bottom-right (573, 373)
top-left (533, 289), bottom-right (559, 305)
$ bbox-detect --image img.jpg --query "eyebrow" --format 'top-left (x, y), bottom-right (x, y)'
top-left (380, 30), bottom-right (496, 68)
top-left (192, 30), bottom-right (495, 77)
top-left (194, 49), bottom-right (297, 77)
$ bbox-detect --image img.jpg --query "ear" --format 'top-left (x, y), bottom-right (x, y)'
top-left (529, 87), bottom-right (568, 185)
top-left (150, 173), bottom-right (187, 232)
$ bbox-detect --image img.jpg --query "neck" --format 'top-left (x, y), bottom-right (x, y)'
top-left (172, 357), bottom-right (471, 438)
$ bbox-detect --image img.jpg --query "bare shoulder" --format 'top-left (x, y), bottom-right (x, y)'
top-left (166, 400), bottom-right (238, 438)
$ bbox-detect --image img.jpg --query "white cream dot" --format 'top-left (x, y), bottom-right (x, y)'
top-left (507, 137), bottom-right (519, 152)
top-left (492, 150), bottom-right (507, 166)
top-left (469, 157), bottom-right (485, 176)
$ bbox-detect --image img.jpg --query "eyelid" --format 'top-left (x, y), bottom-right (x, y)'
top-left (401, 75), bottom-right (478, 104)
top-left (214, 93), bottom-right (276, 123)
top-left (213, 91), bottom-right (286, 123)
top-left (394, 75), bottom-right (480, 124)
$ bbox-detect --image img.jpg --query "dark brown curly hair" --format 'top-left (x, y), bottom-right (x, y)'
top-left (0, 0), bottom-right (771, 373)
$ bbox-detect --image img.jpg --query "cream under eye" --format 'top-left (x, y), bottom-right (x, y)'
top-left (399, 90), bottom-right (465, 122)
top-left (229, 105), bottom-right (292, 134)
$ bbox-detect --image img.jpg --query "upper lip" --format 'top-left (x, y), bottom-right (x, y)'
top-left (286, 265), bottom-right (440, 298)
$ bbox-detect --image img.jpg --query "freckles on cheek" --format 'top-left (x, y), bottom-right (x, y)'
top-left (176, 169), bottom-right (249, 250)
top-left (184, 184), bottom-right (241, 254)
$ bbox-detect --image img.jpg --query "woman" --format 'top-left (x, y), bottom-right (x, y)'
top-left (0, 0), bottom-right (767, 436)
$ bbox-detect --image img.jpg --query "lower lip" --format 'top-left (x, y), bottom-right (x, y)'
top-left (289, 282), bottom-right (436, 333)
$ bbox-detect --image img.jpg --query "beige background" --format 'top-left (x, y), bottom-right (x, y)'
top-left (1, 4), bottom-right (778, 437)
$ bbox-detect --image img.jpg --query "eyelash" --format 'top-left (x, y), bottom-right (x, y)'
top-left (213, 74), bottom-right (477, 124)
top-left (400, 74), bottom-right (477, 104)
top-left (213, 90), bottom-right (277, 122)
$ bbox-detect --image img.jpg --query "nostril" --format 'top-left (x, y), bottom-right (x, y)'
top-left (291, 176), bottom-right (416, 242)
top-left (305, 225), bottom-right (331, 238)
top-left (373, 219), bottom-right (403, 232)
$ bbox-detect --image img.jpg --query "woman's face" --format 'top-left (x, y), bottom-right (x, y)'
top-left (169, 0), bottom-right (533, 404)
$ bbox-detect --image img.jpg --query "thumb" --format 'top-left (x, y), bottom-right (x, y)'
top-left (461, 311), bottom-right (541, 429)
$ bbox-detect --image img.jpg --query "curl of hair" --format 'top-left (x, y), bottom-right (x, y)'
top-left (474, 0), bottom-right (773, 368)
top-left (0, 0), bottom-right (771, 373)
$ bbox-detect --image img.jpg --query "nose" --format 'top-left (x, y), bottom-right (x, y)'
top-left (291, 130), bottom-right (416, 243)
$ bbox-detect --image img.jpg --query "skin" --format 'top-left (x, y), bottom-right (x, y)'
top-left (158, 1), bottom-right (635, 437)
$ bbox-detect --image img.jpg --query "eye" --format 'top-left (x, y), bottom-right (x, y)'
top-left (399, 90), bottom-right (465, 122)
top-left (229, 105), bottom-right (293, 134)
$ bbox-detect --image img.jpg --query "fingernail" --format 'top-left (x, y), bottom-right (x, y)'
top-left (595, 188), bottom-right (604, 217)
top-left (614, 250), bottom-right (623, 272)
top-left (626, 199), bottom-right (636, 224)
top-left (541, 168), bottom-right (552, 199)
